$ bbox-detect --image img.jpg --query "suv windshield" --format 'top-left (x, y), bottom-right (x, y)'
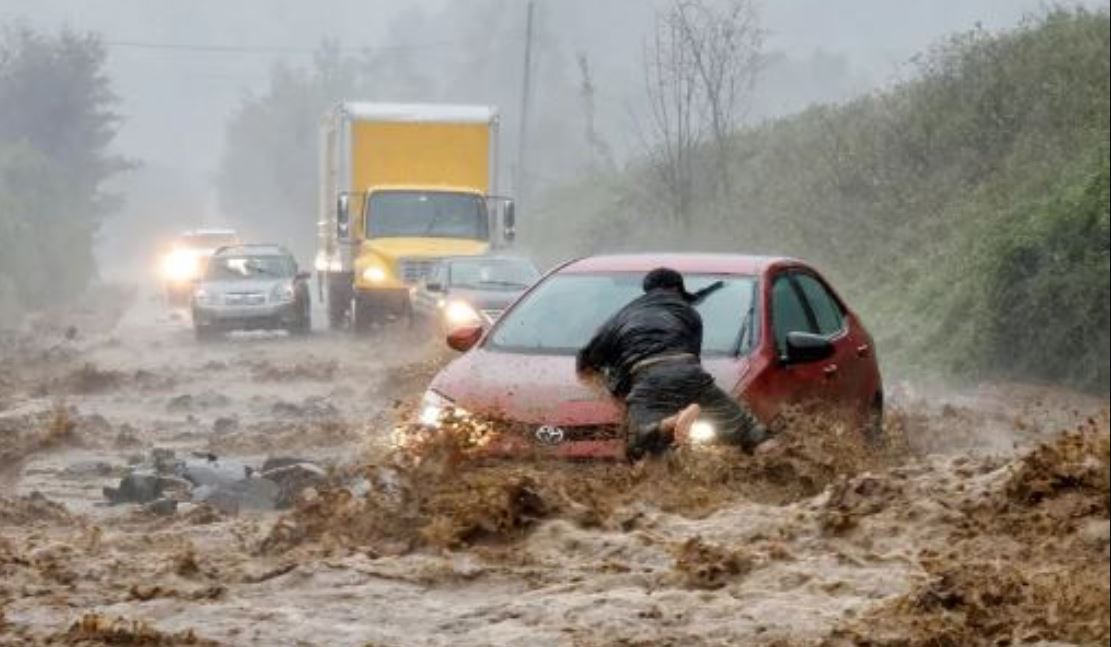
top-left (450, 259), bottom-right (539, 290)
top-left (206, 255), bottom-right (293, 281)
top-left (367, 191), bottom-right (488, 240)
top-left (488, 272), bottom-right (757, 355)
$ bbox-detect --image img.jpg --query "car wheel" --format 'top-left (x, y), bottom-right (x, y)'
top-left (194, 324), bottom-right (218, 342)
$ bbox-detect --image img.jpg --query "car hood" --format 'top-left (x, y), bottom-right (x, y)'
top-left (362, 237), bottom-right (490, 262)
top-left (445, 287), bottom-right (524, 311)
top-left (429, 349), bottom-right (744, 426)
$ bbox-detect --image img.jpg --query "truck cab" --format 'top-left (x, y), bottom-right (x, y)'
top-left (316, 103), bottom-right (514, 331)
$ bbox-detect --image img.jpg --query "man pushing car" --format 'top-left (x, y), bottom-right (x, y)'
top-left (576, 267), bottom-right (772, 460)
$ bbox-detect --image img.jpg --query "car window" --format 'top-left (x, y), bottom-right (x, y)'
top-left (793, 273), bottom-right (844, 335)
top-left (772, 274), bottom-right (815, 352)
top-left (206, 255), bottom-right (293, 281)
top-left (449, 259), bottom-right (539, 290)
top-left (488, 272), bottom-right (755, 355)
top-left (427, 264), bottom-right (445, 288)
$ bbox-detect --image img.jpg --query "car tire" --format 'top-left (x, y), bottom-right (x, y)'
top-left (194, 324), bottom-right (218, 342)
top-left (326, 275), bottom-right (351, 330)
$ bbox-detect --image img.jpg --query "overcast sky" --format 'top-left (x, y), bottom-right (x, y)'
top-left (4, 0), bottom-right (1106, 176)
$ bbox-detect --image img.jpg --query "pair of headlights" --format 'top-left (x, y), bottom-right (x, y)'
top-left (418, 389), bottom-right (719, 444)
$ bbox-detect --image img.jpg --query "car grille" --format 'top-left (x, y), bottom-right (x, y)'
top-left (223, 292), bottom-right (266, 306)
top-left (398, 257), bottom-right (440, 284)
top-left (531, 424), bottom-right (623, 445)
top-left (479, 309), bottom-right (504, 324)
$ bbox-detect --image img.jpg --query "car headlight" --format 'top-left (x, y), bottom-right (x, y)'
top-left (362, 266), bottom-right (388, 283)
top-left (419, 390), bottom-right (456, 427)
top-left (270, 282), bottom-right (296, 303)
top-left (162, 249), bottom-right (199, 282)
top-left (443, 300), bottom-right (480, 327)
top-left (689, 420), bottom-right (717, 444)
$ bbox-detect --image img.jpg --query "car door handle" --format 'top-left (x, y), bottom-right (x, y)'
top-left (823, 363), bottom-right (839, 378)
top-left (856, 344), bottom-right (871, 358)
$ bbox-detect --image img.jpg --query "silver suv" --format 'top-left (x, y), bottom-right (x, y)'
top-left (191, 245), bottom-right (311, 340)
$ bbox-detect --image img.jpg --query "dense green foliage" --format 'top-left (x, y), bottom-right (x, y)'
top-left (532, 9), bottom-right (1110, 392)
top-left (0, 27), bottom-right (124, 323)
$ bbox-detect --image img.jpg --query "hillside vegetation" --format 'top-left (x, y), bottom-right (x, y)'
top-left (530, 9), bottom-right (1110, 392)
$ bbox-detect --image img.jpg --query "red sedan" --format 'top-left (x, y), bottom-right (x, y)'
top-left (419, 254), bottom-right (882, 459)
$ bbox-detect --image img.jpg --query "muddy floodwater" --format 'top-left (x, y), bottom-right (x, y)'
top-left (1, 288), bottom-right (1108, 646)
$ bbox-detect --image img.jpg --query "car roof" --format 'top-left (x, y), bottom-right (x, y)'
top-left (559, 253), bottom-right (798, 275)
top-left (212, 244), bottom-right (290, 257)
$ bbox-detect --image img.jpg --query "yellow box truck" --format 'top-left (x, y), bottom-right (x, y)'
top-left (315, 102), bottom-right (515, 331)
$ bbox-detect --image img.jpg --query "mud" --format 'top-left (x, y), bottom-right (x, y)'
top-left (1, 288), bottom-right (1108, 646)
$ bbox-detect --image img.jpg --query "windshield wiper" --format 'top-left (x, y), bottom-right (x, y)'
top-left (731, 302), bottom-right (755, 356)
top-left (477, 280), bottom-right (528, 289)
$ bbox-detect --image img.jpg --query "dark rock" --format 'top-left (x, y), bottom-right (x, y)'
top-left (103, 471), bottom-right (164, 504)
top-left (144, 498), bottom-right (178, 517)
top-left (195, 477), bottom-right (281, 514)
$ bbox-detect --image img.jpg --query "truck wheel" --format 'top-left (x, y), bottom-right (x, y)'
top-left (352, 297), bottom-right (374, 334)
top-left (326, 277), bottom-right (351, 330)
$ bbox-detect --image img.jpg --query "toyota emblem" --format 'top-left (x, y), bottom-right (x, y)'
top-left (534, 425), bottom-right (565, 445)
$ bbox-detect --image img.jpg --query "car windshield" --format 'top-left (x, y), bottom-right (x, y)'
top-left (450, 259), bottom-right (539, 290)
top-left (367, 191), bottom-right (489, 240)
top-left (488, 272), bottom-right (757, 355)
top-left (205, 255), bottom-right (293, 281)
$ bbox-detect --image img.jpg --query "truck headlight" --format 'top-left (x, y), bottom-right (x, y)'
top-left (689, 420), bottom-right (716, 444)
top-left (419, 390), bottom-right (456, 427)
top-left (362, 266), bottom-right (387, 283)
top-left (444, 300), bottom-right (480, 326)
top-left (270, 282), bottom-right (296, 303)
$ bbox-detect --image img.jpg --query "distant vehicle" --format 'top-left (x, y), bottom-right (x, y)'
top-left (416, 253), bottom-right (883, 460)
top-left (410, 256), bottom-right (541, 332)
top-left (190, 244), bottom-right (311, 340)
top-left (315, 102), bottom-right (516, 332)
top-left (161, 229), bottom-right (240, 307)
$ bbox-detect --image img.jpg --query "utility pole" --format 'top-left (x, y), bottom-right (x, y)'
top-left (515, 0), bottom-right (535, 207)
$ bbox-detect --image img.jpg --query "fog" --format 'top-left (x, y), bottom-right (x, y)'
top-left (1, 0), bottom-right (1106, 272)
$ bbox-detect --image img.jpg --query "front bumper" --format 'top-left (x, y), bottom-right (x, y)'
top-left (193, 302), bottom-right (300, 330)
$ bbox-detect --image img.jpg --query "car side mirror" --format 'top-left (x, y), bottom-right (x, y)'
top-left (782, 331), bottom-right (835, 364)
top-left (446, 324), bottom-right (483, 352)
top-left (426, 281), bottom-right (444, 293)
top-left (337, 194), bottom-right (350, 239)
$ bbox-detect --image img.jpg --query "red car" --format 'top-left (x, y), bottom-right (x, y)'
top-left (419, 254), bottom-right (882, 459)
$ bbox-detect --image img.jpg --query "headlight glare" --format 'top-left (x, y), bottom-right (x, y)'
top-left (444, 300), bottom-right (480, 326)
top-left (362, 266), bottom-right (388, 283)
top-left (419, 390), bottom-right (454, 427)
top-left (689, 420), bottom-right (716, 444)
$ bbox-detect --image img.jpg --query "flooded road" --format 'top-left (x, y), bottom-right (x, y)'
top-left (1, 286), bottom-right (1107, 646)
